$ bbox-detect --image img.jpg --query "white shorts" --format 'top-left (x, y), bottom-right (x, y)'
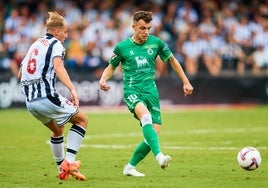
top-left (26, 94), bottom-right (78, 126)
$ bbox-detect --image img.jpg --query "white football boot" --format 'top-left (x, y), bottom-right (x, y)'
top-left (123, 165), bottom-right (145, 177)
top-left (157, 154), bottom-right (172, 169)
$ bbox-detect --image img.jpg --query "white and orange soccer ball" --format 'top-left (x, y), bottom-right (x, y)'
top-left (237, 147), bottom-right (262, 171)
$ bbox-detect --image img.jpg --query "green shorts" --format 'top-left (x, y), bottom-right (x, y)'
top-left (124, 91), bottom-right (162, 125)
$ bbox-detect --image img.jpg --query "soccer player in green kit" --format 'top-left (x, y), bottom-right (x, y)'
top-left (99, 10), bottom-right (193, 177)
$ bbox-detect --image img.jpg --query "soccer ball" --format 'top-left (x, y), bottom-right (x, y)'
top-left (237, 147), bottom-right (262, 171)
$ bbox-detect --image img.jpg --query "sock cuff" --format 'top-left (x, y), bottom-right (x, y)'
top-left (50, 135), bottom-right (64, 144)
top-left (156, 152), bottom-right (164, 161)
top-left (70, 124), bottom-right (86, 137)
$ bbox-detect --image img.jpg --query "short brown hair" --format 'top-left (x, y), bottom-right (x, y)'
top-left (133, 11), bottom-right (153, 23)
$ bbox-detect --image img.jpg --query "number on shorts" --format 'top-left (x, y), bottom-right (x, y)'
top-left (127, 94), bottom-right (138, 103)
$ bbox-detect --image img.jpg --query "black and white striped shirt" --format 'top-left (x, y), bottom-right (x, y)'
top-left (20, 33), bottom-right (65, 101)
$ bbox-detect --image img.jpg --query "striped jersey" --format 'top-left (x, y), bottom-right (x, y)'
top-left (20, 33), bottom-right (65, 101)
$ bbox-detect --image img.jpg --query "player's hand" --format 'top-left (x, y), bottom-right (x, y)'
top-left (99, 80), bottom-right (111, 91)
top-left (183, 83), bottom-right (193, 96)
top-left (70, 89), bottom-right (79, 107)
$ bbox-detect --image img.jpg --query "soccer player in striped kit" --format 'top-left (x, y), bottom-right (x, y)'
top-left (18, 11), bottom-right (87, 181)
top-left (99, 10), bottom-right (193, 177)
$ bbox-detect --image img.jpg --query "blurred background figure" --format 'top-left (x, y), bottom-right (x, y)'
top-left (181, 30), bottom-right (203, 76)
top-left (218, 34), bottom-right (245, 76)
top-left (1, 0), bottom-right (268, 78)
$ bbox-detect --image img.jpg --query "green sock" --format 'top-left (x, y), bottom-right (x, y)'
top-left (129, 141), bottom-right (151, 166)
top-left (142, 124), bottom-right (161, 156)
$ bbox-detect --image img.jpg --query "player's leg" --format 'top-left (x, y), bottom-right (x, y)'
top-left (47, 121), bottom-right (65, 169)
top-left (46, 121), bottom-right (67, 179)
top-left (127, 123), bottom-right (163, 167)
top-left (134, 102), bottom-right (161, 155)
top-left (26, 100), bottom-right (67, 176)
top-left (64, 110), bottom-right (88, 180)
top-left (26, 97), bottom-right (87, 180)
top-left (65, 111), bottom-right (87, 164)
top-left (129, 140), bottom-right (151, 166)
top-left (46, 95), bottom-right (88, 180)
top-left (123, 140), bottom-right (150, 177)
top-left (123, 94), bottom-right (170, 176)
top-left (135, 102), bottom-right (171, 169)
top-left (150, 94), bottom-right (172, 169)
top-left (153, 124), bottom-right (171, 169)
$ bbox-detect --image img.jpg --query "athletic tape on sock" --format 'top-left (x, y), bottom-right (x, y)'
top-left (140, 114), bottom-right (152, 126)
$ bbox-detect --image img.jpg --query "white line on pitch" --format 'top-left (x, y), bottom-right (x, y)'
top-left (80, 144), bottom-right (267, 150)
top-left (84, 127), bottom-right (268, 140)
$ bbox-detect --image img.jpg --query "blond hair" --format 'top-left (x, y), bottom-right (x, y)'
top-left (46, 11), bottom-right (66, 32)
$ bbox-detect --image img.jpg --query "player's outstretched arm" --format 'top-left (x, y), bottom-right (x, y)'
top-left (168, 55), bottom-right (193, 96)
top-left (53, 57), bottom-right (79, 106)
top-left (99, 65), bottom-right (116, 91)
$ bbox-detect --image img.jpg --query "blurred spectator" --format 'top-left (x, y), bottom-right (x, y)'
top-left (65, 28), bottom-right (87, 70)
top-left (83, 1), bottom-right (98, 22)
top-left (176, 1), bottom-right (198, 24)
top-left (251, 20), bottom-right (268, 48)
top-left (200, 33), bottom-right (222, 76)
top-left (248, 45), bottom-right (268, 75)
top-left (4, 9), bottom-right (20, 32)
top-left (0, 2), bottom-right (5, 38)
top-left (181, 30), bottom-right (203, 76)
top-left (230, 14), bottom-right (254, 58)
top-left (198, 6), bottom-right (222, 76)
top-left (198, 7), bottom-right (217, 36)
top-left (84, 40), bottom-right (103, 78)
top-left (155, 1), bottom-right (176, 77)
top-left (2, 27), bottom-right (21, 61)
top-left (218, 34), bottom-right (245, 76)
top-left (221, 3), bottom-right (238, 35)
top-left (101, 39), bottom-right (122, 78)
top-left (1, 0), bottom-right (268, 77)
top-left (0, 43), bottom-right (11, 72)
top-left (9, 34), bottom-right (31, 77)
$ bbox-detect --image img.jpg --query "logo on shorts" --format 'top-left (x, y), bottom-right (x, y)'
top-left (65, 100), bottom-right (72, 106)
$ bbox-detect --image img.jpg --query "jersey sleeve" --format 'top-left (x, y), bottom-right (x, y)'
top-left (158, 39), bottom-right (172, 63)
top-left (52, 41), bottom-right (65, 59)
top-left (109, 45), bottom-right (122, 68)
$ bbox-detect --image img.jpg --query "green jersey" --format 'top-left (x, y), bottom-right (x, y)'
top-left (109, 35), bottom-right (172, 93)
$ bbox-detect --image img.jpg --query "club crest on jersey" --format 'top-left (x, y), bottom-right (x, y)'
top-left (147, 48), bottom-right (153, 55)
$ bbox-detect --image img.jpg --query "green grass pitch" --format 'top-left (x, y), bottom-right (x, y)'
top-left (0, 105), bottom-right (267, 188)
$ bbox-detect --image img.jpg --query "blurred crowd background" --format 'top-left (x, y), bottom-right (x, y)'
top-left (1, 0), bottom-right (268, 79)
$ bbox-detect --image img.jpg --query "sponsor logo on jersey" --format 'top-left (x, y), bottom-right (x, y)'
top-left (135, 56), bottom-right (149, 68)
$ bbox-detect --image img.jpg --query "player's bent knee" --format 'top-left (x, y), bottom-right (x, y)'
top-left (51, 126), bottom-right (64, 137)
top-left (70, 112), bottom-right (88, 129)
top-left (82, 114), bottom-right (88, 128)
top-left (141, 114), bottom-right (152, 126)
top-left (79, 117), bottom-right (88, 129)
